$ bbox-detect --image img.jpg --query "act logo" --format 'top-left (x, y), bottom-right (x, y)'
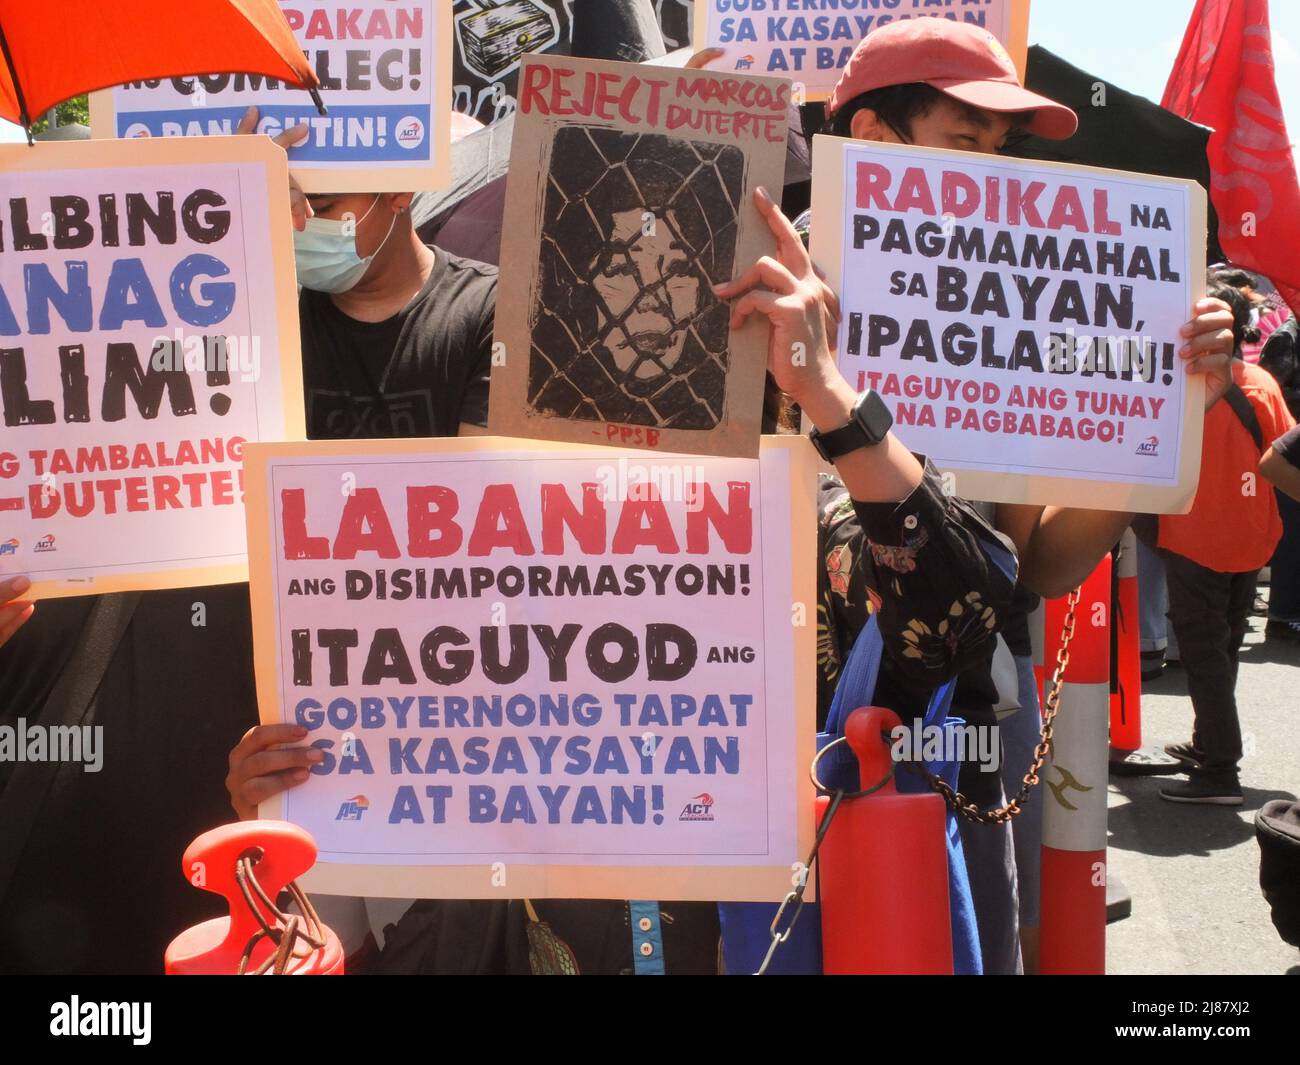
top-left (679, 792), bottom-right (715, 822)
top-left (335, 795), bottom-right (370, 821)
top-left (34, 534), bottom-right (56, 553)
top-left (123, 123), bottom-right (152, 138)
top-left (1136, 436), bottom-right (1159, 456)
top-left (395, 116), bottom-right (426, 149)
top-left (734, 55), bottom-right (755, 70)
top-left (0, 538), bottom-right (18, 556)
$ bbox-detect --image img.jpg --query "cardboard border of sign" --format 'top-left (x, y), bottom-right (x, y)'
top-left (488, 53), bottom-right (787, 460)
top-left (243, 434), bottom-right (818, 902)
top-left (808, 134), bottom-right (1208, 514)
top-left (691, 0), bottom-right (1032, 96)
top-left (88, 3), bottom-right (453, 194)
top-left (4, 135), bottom-right (306, 599)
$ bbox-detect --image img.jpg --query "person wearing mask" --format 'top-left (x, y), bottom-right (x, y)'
top-left (233, 23), bottom-right (1229, 976)
top-left (0, 112), bottom-right (497, 973)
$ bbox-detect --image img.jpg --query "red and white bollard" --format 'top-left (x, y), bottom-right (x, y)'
top-left (1039, 558), bottom-right (1112, 975)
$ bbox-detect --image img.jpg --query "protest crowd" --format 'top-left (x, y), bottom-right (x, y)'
top-left (1, 0), bottom-right (1299, 983)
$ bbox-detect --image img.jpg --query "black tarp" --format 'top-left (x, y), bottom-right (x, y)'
top-left (1005, 45), bottom-right (1224, 264)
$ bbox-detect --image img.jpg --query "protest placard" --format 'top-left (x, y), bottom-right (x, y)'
top-left (90, 1), bottom-right (452, 193)
top-left (0, 137), bottom-right (304, 598)
top-left (243, 435), bottom-right (817, 900)
top-left (809, 136), bottom-right (1208, 512)
top-left (692, 0), bottom-right (1030, 100)
top-left (452, 0), bottom-right (575, 125)
top-left (490, 54), bottom-right (789, 459)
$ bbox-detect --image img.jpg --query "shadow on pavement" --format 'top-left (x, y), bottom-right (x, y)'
top-left (1238, 639), bottom-right (1300, 666)
top-left (1107, 775), bottom-right (1298, 858)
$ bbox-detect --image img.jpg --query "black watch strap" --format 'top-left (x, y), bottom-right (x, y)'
top-left (809, 390), bottom-right (893, 462)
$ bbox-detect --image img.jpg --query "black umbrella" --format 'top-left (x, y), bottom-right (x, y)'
top-left (1003, 45), bottom-right (1224, 264)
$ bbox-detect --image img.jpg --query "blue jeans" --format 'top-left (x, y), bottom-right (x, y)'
top-left (1137, 536), bottom-right (1169, 653)
top-left (1269, 489), bottom-right (1300, 622)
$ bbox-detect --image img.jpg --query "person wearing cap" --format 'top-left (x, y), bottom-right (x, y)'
top-left (758, 18), bottom-right (1235, 974)
top-left (820, 20), bottom-right (1235, 598)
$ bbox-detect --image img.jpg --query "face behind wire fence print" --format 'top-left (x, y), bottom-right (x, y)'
top-left (527, 126), bottom-right (744, 431)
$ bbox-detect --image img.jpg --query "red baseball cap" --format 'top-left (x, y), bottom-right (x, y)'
top-left (826, 19), bottom-right (1078, 141)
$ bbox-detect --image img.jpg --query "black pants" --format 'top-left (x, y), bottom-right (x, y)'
top-left (1161, 550), bottom-right (1257, 776)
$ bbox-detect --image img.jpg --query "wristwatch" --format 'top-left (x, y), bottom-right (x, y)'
top-left (808, 390), bottom-right (894, 463)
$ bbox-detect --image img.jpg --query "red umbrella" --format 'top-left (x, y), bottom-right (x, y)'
top-left (0, 0), bottom-right (323, 138)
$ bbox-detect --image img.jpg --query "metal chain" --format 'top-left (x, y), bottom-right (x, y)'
top-left (898, 587), bottom-right (1081, 825)
top-left (234, 848), bottom-right (328, 975)
top-left (752, 748), bottom-right (895, 975)
top-left (752, 588), bottom-right (1080, 972)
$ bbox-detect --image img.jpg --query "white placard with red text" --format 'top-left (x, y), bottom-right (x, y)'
top-left (244, 436), bottom-right (817, 900)
top-left (810, 136), bottom-right (1207, 513)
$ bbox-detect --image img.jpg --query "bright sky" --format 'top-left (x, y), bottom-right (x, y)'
top-left (1029, 0), bottom-right (1300, 163)
top-left (3, 0), bottom-right (1297, 151)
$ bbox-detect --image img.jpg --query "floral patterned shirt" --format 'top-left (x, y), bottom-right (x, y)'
top-left (368, 458), bottom-right (1018, 976)
top-left (815, 460), bottom-right (1017, 728)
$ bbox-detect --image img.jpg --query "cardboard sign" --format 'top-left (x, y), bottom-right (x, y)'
top-left (693, 0), bottom-right (1030, 99)
top-left (810, 136), bottom-right (1207, 513)
top-left (452, 0), bottom-right (575, 125)
top-left (490, 54), bottom-right (789, 459)
top-left (90, 2), bottom-right (452, 193)
top-left (0, 137), bottom-right (304, 598)
top-left (244, 435), bottom-right (817, 901)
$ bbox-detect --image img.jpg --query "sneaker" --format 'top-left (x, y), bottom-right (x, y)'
top-left (1140, 649), bottom-right (1166, 682)
top-left (1163, 741), bottom-right (1205, 767)
top-left (1159, 773), bottom-right (1243, 806)
top-left (1265, 618), bottom-right (1300, 643)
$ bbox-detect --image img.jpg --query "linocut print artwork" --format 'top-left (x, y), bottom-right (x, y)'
top-left (453, 0), bottom-right (574, 123)
top-left (528, 126), bottom-right (744, 431)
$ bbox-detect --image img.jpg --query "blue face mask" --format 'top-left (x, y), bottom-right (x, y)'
top-left (293, 195), bottom-right (398, 293)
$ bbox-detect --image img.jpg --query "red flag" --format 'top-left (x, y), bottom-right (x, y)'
top-left (1163, 0), bottom-right (1300, 315)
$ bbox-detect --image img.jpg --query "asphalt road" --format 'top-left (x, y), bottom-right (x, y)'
top-left (1105, 603), bottom-right (1300, 976)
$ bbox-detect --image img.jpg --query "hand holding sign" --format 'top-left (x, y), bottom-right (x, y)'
top-left (226, 722), bottom-right (324, 822)
top-left (236, 106), bottom-right (312, 232)
top-left (714, 186), bottom-right (840, 414)
top-left (0, 576), bottom-right (34, 650)
top-left (1180, 297), bottom-right (1235, 407)
top-left (715, 187), bottom-right (923, 503)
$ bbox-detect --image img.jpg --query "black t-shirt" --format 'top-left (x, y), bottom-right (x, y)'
top-left (299, 250), bottom-right (496, 438)
top-left (0, 250), bottom-right (497, 973)
top-left (1274, 423), bottom-right (1300, 469)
